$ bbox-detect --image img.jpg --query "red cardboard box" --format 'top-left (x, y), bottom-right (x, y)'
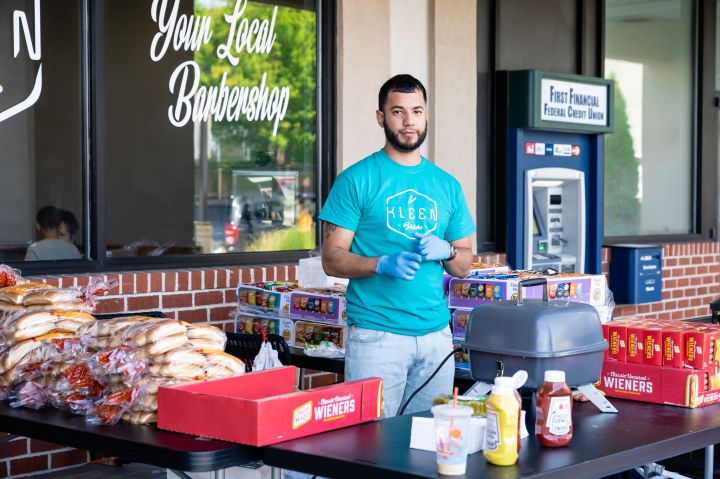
top-left (608, 324), bottom-right (628, 362)
top-left (684, 329), bottom-right (719, 370)
top-left (626, 325), bottom-right (645, 364)
top-left (598, 360), bottom-right (720, 408)
top-left (642, 327), bottom-right (663, 366)
top-left (157, 367), bottom-right (383, 446)
top-left (662, 328), bottom-right (685, 368)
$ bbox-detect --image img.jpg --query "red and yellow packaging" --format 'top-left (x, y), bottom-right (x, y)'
top-left (598, 360), bottom-right (720, 408)
top-left (626, 325), bottom-right (646, 364)
top-left (608, 324), bottom-right (628, 362)
top-left (642, 327), bottom-right (664, 366)
top-left (662, 328), bottom-right (686, 369)
top-left (158, 366), bottom-right (383, 446)
top-left (684, 329), bottom-right (720, 370)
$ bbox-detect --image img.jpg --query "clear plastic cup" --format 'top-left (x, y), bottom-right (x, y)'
top-left (431, 404), bottom-right (474, 475)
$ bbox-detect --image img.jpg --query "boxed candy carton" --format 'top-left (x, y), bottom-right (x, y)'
top-left (294, 320), bottom-right (346, 349)
top-left (235, 312), bottom-right (296, 347)
top-left (289, 288), bottom-right (346, 325)
top-left (237, 282), bottom-right (296, 317)
top-left (447, 271), bottom-right (607, 309)
top-left (453, 340), bottom-right (470, 371)
top-left (442, 263), bottom-right (510, 295)
top-left (451, 308), bottom-right (471, 340)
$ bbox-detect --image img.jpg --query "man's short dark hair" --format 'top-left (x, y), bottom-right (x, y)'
top-left (60, 209), bottom-right (79, 236)
top-left (36, 206), bottom-right (62, 230)
top-left (378, 74), bottom-right (427, 111)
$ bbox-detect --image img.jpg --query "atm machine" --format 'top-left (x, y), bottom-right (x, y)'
top-left (495, 70), bottom-right (614, 274)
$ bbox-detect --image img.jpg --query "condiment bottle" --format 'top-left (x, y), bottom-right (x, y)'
top-left (535, 370), bottom-right (573, 447)
top-left (494, 376), bottom-right (522, 453)
top-left (483, 383), bottom-right (519, 466)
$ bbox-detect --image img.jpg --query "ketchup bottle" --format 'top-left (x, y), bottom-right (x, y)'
top-left (535, 370), bottom-right (573, 447)
top-left (494, 376), bottom-right (522, 453)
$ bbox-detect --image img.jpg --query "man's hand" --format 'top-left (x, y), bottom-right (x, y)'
top-left (413, 232), bottom-right (451, 261)
top-left (376, 252), bottom-right (423, 280)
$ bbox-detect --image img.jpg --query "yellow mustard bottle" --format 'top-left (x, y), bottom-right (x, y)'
top-left (483, 383), bottom-right (519, 466)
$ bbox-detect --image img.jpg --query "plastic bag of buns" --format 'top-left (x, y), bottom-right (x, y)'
top-left (186, 323), bottom-right (227, 352)
top-left (50, 390), bottom-right (96, 416)
top-left (120, 319), bottom-right (189, 356)
top-left (0, 265), bottom-right (21, 289)
top-left (87, 386), bottom-right (139, 425)
top-left (0, 332), bottom-right (80, 382)
top-left (90, 344), bottom-right (148, 381)
top-left (0, 310), bottom-right (59, 345)
top-left (8, 380), bottom-right (50, 409)
top-left (78, 315), bottom-right (156, 351)
top-left (0, 282), bottom-right (53, 306)
top-left (147, 347), bottom-right (244, 380)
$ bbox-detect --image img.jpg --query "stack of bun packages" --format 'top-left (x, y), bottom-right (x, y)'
top-left (0, 265), bottom-right (245, 426)
top-left (0, 274), bottom-right (98, 408)
top-left (80, 317), bottom-right (244, 425)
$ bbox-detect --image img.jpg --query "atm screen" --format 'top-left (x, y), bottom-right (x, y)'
top-left (532, 213), bottom-right (539, 236)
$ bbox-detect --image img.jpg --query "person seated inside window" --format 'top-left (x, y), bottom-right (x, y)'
top-left (24, 206), bottom-right (82, 261)
top-left (58, 209), bottom-right (79, 245)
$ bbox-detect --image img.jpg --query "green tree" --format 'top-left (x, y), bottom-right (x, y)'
top-left (194, 2), bottom-right (317, 169)
top-left (604, 79), bottom-right (640, 236)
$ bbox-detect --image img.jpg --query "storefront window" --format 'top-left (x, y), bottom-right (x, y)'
top-left (0, 0), bottom-right (85, 262)
top-left (103, 0), bottom-right (318, 257)
top-left (604, 0), bottom-right (693, 236)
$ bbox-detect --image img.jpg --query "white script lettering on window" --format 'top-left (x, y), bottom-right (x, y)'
top-left (0, 0), bottom-right (43, 124)
top-left (150, 0), bottom-right (290, 136)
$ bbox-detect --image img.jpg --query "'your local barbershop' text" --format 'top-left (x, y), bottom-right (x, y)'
top-left (150, 0), bottom-right (290, 136)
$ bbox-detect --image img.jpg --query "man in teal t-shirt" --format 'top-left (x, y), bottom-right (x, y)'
top-left (319, 74), bottom-right (475, 417)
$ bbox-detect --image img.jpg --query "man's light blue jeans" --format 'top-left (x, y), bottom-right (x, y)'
top-left (344, 325), bottom-right (455, 417)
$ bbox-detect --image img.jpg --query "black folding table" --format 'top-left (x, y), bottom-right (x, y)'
top-left (264, 398), bottom-right (720, 479)
top-left (0, 402), bottom-right (263, 478)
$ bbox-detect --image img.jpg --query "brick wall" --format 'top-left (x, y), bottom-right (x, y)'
top-left (605, 242), bottom-right (720, 321)
top-left (2, 244), bottom-right (718, 477)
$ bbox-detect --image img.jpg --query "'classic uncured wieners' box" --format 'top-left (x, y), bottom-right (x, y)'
top-left (598, 360), bottom-right (720, 408)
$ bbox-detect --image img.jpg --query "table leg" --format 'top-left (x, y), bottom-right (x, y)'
top-left (705, 445), bottom-right (714, 479)
top-left (298, 367), bottom-right (305, 391)
top-left (270, 466), bottom-right (282, 479)
top-left (212, 469), bottom-right (226, 479)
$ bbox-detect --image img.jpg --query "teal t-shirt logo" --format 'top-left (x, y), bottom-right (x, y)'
top-left (385, 189), bottom-right (438, 239)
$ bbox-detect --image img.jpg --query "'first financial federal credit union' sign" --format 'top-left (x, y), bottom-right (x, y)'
top-left (507, 70), bottom-right (614, 134)
top-left (540, 78), bottom-right (608, 127)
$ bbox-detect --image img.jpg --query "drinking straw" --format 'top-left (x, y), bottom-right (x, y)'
top-left (448, 386), bottom-right (460, 448)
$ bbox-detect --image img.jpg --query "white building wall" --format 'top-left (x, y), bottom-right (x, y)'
top-left (337, 0), bottom-right (477, 251)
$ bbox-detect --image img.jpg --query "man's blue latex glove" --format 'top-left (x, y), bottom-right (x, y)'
top-left (376, 252), bottom-right (423, 280)
top-left (414, 232), bottom-right (451, 261)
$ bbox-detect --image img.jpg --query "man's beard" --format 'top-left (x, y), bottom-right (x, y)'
top-left (383, 119), bottom-right (428, 152)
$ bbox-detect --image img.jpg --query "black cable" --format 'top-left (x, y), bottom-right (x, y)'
top-left (397, 347), bottom-right (463, 416)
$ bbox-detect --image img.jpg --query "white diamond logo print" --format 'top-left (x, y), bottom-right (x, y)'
top-left (385, 189), bottom-right (438, 239)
